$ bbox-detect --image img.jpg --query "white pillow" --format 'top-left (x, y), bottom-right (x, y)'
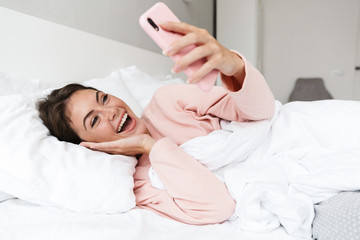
top-left (0, 67), bottom-right (182, 213)
top-left (117, 66), bottom-right (185, 108)
top-left (0, 191), bottom-right (14, 202)
top-left (0, 72), bottom-right (42, 95)
top-left (0, 79), bottom-right (138, 213)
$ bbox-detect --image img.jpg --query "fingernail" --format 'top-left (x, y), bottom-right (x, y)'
top-left (162, 46), bottom-right (173, 56)
top-left (171, 64), bottom-right (179, 74)
top-left (187, 76), bottom-right (193, 84)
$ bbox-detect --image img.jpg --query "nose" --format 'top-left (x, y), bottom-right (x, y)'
top-left (103, 107), bottom-right (117, 121)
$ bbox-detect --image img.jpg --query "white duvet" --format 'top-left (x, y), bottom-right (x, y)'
top-left (150, 99), bottom-right (360, 239)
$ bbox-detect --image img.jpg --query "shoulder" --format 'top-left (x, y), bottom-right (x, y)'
top-left (152, 84), bottom-right (194, 99)
top-left (142, 84), bottom-right (190, 116)
top-left (149, 84), bottom-right (196, 108)
top-left (152, 84), bottom-right (227, 103)
top-left (143, 84), bottom-right (229, 117)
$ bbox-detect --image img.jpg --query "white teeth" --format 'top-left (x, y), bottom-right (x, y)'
top-left (117, 113), bottom-right (128, 133)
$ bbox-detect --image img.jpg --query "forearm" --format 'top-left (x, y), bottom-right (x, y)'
top-left (220, 51), bottom-right (246, 92)
top-left (148, 137), bottom-right (235, 221)
top-left (221, 52), bottom-right (275, 120)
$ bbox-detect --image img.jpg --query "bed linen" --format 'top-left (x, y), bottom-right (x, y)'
top-left (1, 66), bottom-right (358, 240)
top-left (0, 7), bottom-right (310, 239)
top-left (0, 198), bottom-right (302, 240)
top-left (150, 99), bottom-right (360, 239)
top-left (0, 67), bottom-right (185, 215)
top-left (312, 191), bottom-right (360, 240)
top-left (0, 74), bottom-right (139, 214)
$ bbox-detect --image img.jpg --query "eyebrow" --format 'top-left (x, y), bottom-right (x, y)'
top-left (82, 91), bottom-right (100, 130)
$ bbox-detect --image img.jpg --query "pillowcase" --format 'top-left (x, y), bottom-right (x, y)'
top-left (0, 191), bottom-right (14, 202)
top-left (0, 73), bottom-right (139, 213)
top-left (0, 66), bottom-right (182, 213)
top-left (117, 66), bottom-right (185, 108)
top-left (0, 72), bottom-right (42, 95)
top-left (312, 191), bottom-right (360, 240)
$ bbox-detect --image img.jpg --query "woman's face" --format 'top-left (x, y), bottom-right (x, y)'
top-left (66, 89), bottom-right (147, 142)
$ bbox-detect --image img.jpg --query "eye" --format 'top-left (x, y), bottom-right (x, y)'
top-left (102, 94), bottom-right (108, 104)
top-left (91, 116), bottom-right (99, 127)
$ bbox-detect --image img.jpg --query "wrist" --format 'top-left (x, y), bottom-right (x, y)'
top-left (230, 52), bottom-right (246, 81)
top-left (142, 135), bottom-right (156, 155)
top-left (220, 52), bottom-right (246, 92)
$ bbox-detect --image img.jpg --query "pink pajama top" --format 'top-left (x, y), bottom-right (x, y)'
top-left (133, 55), bottom-right (275, 225)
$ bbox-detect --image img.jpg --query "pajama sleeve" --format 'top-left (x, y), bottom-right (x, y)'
top-left (218, 52), bottom-right (275, 121)
top-left (148, 137), bottom-right (236, 224)
top-left (144, 53), bottom-right (275, 141)
top-left (138, 51), bottom-right (275, 225)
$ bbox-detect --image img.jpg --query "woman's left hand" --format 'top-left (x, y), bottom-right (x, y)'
top-left (80, 134), bottom-right (156, 156)
top-left (160, 21), bottom-right (245, 85)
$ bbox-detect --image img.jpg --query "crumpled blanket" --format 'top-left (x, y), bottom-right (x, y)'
top-left (149, 100), bottom-right (360, 238)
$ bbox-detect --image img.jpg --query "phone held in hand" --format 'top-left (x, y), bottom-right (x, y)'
top-left (139, 2), bottom-right (218, 92)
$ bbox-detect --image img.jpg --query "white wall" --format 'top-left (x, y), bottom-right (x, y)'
top-left (0, 7), bottom-right (173, 87)
top-left (216, 0), bottom-right (259, 67)
top-left (217, 0), bottom-right (360, 103)
top-left (261, 0), bottom-right (360, 103)
top-left (0, 0), bottom-right (214, 53)
top-left (355, 4), bottom-right (360, 101)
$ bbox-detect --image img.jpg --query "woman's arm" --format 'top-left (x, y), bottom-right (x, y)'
top-left (80, 133), bottom-right (155, 156)
top-left (160, 22), bottom-right (246, 89)
top-left (159, 21), bottom-right (275, 121)
top-left (81, 133), bottom-right (235, 224)
top-left (147, 137), bottom-right (236, 224)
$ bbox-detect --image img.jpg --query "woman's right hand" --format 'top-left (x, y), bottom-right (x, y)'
top-left (80, 134), bottom-right (156, 156)
top-left (160, 21), bottom-right (245, 88)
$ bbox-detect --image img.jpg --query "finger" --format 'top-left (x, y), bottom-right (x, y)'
top-left (161, 22), bottom-right (212, 57)
top-left (79, 141), bottom-right (93, 148)
top-left (172, 45), bottom-right (209, 73)
top-left (89, 141), bottom-right (122, 151)
top-left (80, 141), bottom-right (101, 149)
top-left (159, 21), bottom-right (198, 35)
top-left (79, 142), bottom-right (109, 154)
top-left (165, 32), bottom-right (209, 58)
top-left (188, 59), bottom-right (217, 85)
top-left (80, 141), bottom-right (113, 152)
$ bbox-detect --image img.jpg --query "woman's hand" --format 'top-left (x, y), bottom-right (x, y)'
top-left (160, 21), bottom-right (245, 86)
top-left (80, 134), bottom-right (156, 156)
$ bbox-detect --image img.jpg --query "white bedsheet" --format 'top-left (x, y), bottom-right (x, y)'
top-left (150, 99), bottom-right (360, 239)
top-left (0, 198), bottom-right (303, 240)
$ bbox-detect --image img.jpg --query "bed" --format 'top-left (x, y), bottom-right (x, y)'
top-left (1, 6), bottom-right (359, 240)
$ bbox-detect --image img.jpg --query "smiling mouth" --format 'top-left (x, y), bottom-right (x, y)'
top-left (116, 113), bottom-right (134, 133)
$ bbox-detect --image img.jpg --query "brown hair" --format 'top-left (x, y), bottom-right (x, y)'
top-left (36, 83), bottom-right (97, 144)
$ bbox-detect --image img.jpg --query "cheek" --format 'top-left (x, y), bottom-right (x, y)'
top-left (95, 123), bottom-right (115, 136)
top-left (81, 123), bottom-right (115, 142)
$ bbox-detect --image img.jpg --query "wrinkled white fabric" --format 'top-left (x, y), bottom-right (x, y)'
top-left (149, 99), bottom-right (360, 238)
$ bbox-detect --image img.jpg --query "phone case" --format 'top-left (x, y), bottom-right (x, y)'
top-left (139, 2), bottom-right (218, 92)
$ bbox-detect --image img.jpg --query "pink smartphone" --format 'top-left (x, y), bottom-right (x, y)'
top-left (139, 2), bottom-right (218, 92)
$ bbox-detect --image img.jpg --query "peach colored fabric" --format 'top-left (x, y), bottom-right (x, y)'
top-left (133, 55), bottom-right (275, 225)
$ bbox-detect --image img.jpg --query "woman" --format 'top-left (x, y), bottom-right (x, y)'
top-left (37, 22), bottom-right (275, 225)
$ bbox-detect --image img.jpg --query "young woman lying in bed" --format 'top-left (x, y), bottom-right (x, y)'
top-left (37, 21), bottom-right (275, 225)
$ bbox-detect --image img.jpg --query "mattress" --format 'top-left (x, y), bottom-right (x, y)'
top-left (0, 198), bottom-right (302, 240)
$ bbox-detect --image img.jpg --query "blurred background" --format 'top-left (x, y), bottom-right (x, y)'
top-left (0, 0), bottom-right (359, 103)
